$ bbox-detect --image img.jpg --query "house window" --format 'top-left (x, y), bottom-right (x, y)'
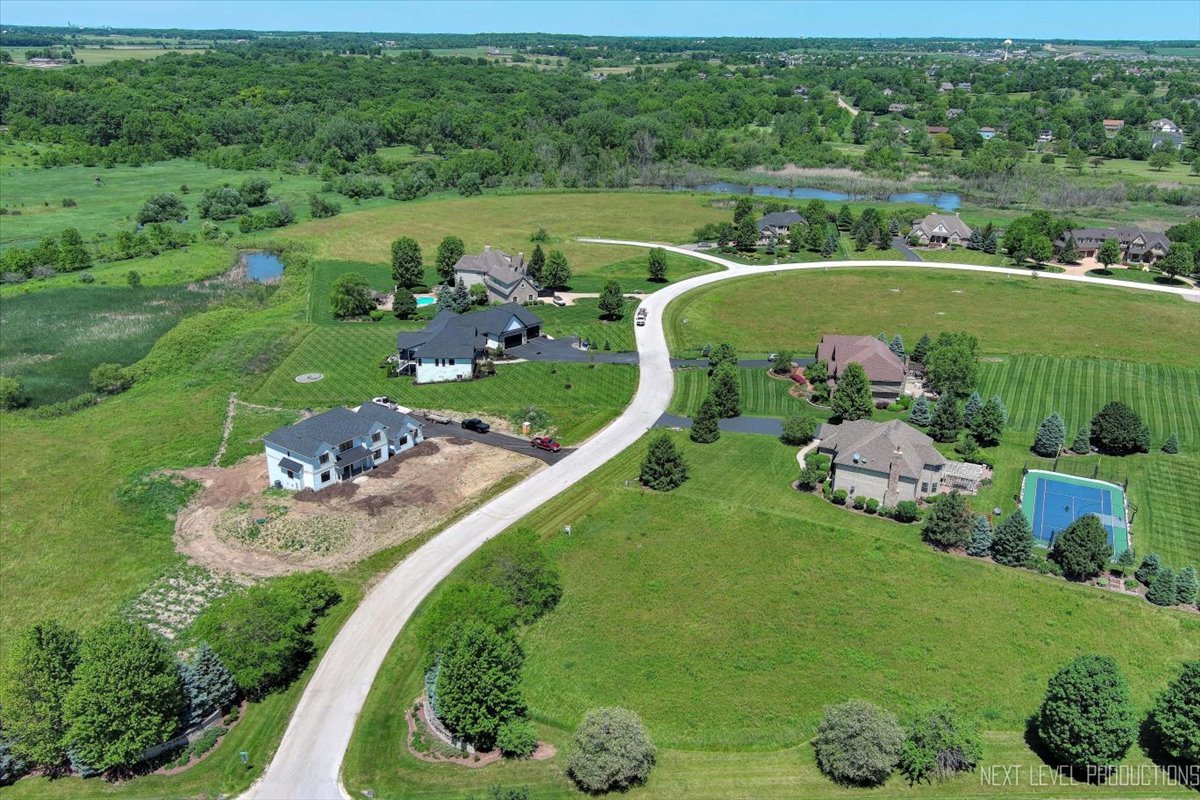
top-left (339, 440), bottom-right (353, 452)
top-left (372, 449), bottom-right (381, 460)
top-left (399, 434), bottom-right (408, 447)
top-left (319, 453), bottom-right (329, 464)
top-left (286, 468), bottom-right (295, 479)
top-left (921, 482), bottom-right (928, 492)
top-left (448, 358), bottom-right (455, 366)
top-left (372, 432), bottom-right (381, 443)
top-left (321, 470), bottom-right (331, 483)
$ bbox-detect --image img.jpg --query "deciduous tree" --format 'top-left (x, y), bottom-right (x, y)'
top-left (435, 235), bottom-right (465, 283)
top-left (1050, 515), bottom-right (1112, 581)
top-left (329, 272), bottom-right (375, 318)
top-left (390, 237), bottom-right (424, 288)
top-left (567, 707), bottom-right (655, 792)
top-left (598, 280), bottom-right (624, 320)
top-left (647, 247), bottom-right (667, 282)
top-left (434, 620), bottom-right (524, 751)
top-left (1150, 661), bottom-right (1200, 764)
top-left (814, 699), bottom-right (904, 786)
top-left (0, 622), bottom-right (80, 769)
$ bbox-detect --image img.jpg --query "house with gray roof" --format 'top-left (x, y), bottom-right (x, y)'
top-left (756, 210), bottom-right (805, 243)
top-left (815, 419), bottom-right (982, 506)
top-left (453, 246), bottom-right (542, 304)
top-left (909, 213), bottom-right (973, 247)
top-left (395, 302), bottom-right (543, 384)
top-left (264, 401), bottom-right (425, 491)
top-left (1054, 226), bottom-right (1172, 265)
top-left (815, 334), bottom-right (907, 401)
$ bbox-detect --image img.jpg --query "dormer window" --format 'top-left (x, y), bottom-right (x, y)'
top-left (319, 453), bottom-right (330, 464)
top-left (339, 440), bottom-right (353, 453)
top-left (372, 432), bottom-right (382, 443)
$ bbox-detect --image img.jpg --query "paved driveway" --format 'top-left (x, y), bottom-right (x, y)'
top-left (892, 237), bottom-right (924, 262)
top-left (655, 412), bottom-right (784, 437)
top-left (424, 424), bottom-right (573, 465)
top-left (506, 336), bottom-right (639, 364)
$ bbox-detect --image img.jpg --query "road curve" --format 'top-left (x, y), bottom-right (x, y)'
top-left (249, 244), bottom-right (1197, 799)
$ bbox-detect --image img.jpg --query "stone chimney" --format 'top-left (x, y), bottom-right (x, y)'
top-left (516, 252), bottom-right (525, 273)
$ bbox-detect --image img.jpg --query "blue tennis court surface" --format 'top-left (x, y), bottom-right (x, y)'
top-left (1021, 470), bottom-right (1128, 554)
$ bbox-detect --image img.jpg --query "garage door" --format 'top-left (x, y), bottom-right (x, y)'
top-left (504, 333), bottom-right (524, 348)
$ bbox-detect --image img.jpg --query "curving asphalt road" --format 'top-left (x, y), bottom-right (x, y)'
top-left (248, 242), bottom-right (1198, 800)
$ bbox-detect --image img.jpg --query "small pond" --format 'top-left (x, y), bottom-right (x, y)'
top-left (672, 181), bottom-right (962, 212)
top-left (243, 251), bottom-right (285, 282)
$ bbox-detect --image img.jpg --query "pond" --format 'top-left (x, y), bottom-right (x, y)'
top-left (243, 251), bottom-right (285, 282)
top-left (673, 181), bottom-right (962, 212)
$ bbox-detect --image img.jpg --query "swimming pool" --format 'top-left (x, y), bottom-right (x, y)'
top-left (416, 296), bottom-right (436, 307)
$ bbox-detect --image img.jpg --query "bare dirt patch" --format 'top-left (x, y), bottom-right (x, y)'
top-left (175, 439), bottom-right (538, 578)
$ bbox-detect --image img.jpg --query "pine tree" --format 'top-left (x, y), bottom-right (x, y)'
top-left (889, 334), bottom-right (905, 360)
top-left (1059, 234), bottom-right (1080, 264)
top-left (928, 399), bottom-right (962, 443)
top-left (180, 643), bottom-right (238, 728)
top-left (450, 282), bottom-right (471, 313)
top-left (690, 395), bottom-right (721, 443)
top-left (963, 392), bottom-right (983, 428)
top-left (837, 204), bottom-right (854, 231)
top-left (639, 434), bottom-right (688, 491)
top-left (1116, 546), bottom-right (1137, 575)
top-left (991, 510), bottom-right (1034, 567)
top-left (888, 217), bottom-right (900, 237)
top-left (710, 363), bottom-right (742, 418)
top-left (971, 396), bottom-right (1006, 446)
top-left (1147, 567), bottom-right (1178, 606)
top-left (911, 334), bottom-right (932, 364)
top-left (529, 244), bottom-right (546, 282)
top-left (968, 228), bottom-right (984, 250)
top-left (1134, 553), bottom-right (1161, 586)
top-left (1071, 424), bottom-right (1091, 455)
top-left (1175, 566), bottom-right (1198, 606)
top-left (1032, 413), bottom-right (1066, 457)
top-left (988, 395), bottom-right (1008, 427)
top-left (1162, 433), bottom-right (1180, 454)
top-left (983, 231), bottom-right (999, 254)
top-left (966, 515), bottom-right (992, 557)
top-left (829, 362), bottom-right (873, 422)
top-left (921, 491), bottom-right (973, 549)
top-left (908, 394), bottom-right (932, 426)
top-left (821, 233), bottom-right (837, 258)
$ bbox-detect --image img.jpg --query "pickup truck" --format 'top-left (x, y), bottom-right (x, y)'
top-left (530, 436), bottom-right (561, 452)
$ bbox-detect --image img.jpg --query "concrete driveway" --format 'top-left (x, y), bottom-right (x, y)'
top-left (249, 240), bottom-right (1199, 800)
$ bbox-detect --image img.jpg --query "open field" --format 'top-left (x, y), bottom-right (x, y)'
top-left (0, 159), bottom-right (330, 248)
top-left (0, 46), bottom-right (207, 66)
top-left (664, 268), bottom-right (1200, 367)
top-left (344, 432), bottom-right (1200, 798)
top-left (0, 243), bottom-right (236, 295)
top-left (250, 330), bottom-right (637, 443)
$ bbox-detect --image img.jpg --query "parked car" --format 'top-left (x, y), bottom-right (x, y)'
top-left (530, 436), bottom-right (561, 452)
top-left (636, 316), bottom-right (646, 326)
top-left (462, 418), bottom-right (491, 433)
top-left (552, 295), bottom-right (566, 307)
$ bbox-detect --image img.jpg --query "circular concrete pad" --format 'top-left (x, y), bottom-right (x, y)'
top-left (295, 372), bottom-right (324, 383)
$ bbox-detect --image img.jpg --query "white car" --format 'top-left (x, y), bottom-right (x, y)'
top-left (553, 295), bottom-right (567, 307)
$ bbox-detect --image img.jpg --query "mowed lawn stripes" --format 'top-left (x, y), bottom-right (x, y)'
top-left (670, 368), bottom-right (811, 418)
top-left (978, 356), bottom-right (1200, 444)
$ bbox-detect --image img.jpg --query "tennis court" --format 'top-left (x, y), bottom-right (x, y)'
top-left (1021, 470), bottom-right (1129, 556)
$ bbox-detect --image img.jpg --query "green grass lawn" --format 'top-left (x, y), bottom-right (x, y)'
top-left (916, 247), bottom-right (1011, 266)
top-left (0, 159), bottom-right (330, 249)
top-left (250, 328), bottom-right (637, 443)
top-left (536, 298), bottom-right (640, 352)
top-left (218, 404), bottom-right (304, 467)
top-left (671, 367), bottom-right (811, 418)
top-left (307, 259), bottom-right (439, 325)
top-left (558, 250), bottom-right (718, 293)
top-left (343, 432), bottom-right (1200, 799)
top-left (1084, 267), bottom-right (1190, 287)
top-left (664, 268), bottom-right (1200, 367)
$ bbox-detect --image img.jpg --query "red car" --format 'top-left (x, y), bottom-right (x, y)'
top-left (530, 436), bottom-right (561, 452)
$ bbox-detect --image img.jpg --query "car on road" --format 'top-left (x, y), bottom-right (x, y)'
top-left (461, 418), bottom-right (491, 433)
top-left (552, 295), bottom-right (567, 307)
top-left (530, 436), bottom-right (561, 452)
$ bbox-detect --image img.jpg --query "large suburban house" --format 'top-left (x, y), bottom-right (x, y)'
top-left (816, 334), bottom-right (906, 401)
top-left (1054, 226), bottom-right (1172, 265)
top-left (264, 402), bottom-right (425, 491)
top-left (756, 210), bottom-right (805, 243)
top-left (815, 419), bottom-right (984, 506)
top-left (453, 246), bottom-right (541, 305)
top-left (909, 213), bottom-right (973, 247)
top-left (394, 303), bottom-right (543, 383)
top-left (1149, 118), bottom-right (1181, 134)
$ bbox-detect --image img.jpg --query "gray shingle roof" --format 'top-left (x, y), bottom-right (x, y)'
top-left (756, 211), bottom-right (805, 232)
top-left (336, 445), bottom-right (372, 465)
top-left (1055, 226), bottom-right (1171, 256)
top-left (394, 303), bottom-right (542, 360)
top-left (911, 213), bottom-right (972, 242)
top-left (278, 457), bottom-right (303, 473)
top-left (817, 419), bottom-right (945, 481)
top-left (265, 407), bottom-right (381, 458)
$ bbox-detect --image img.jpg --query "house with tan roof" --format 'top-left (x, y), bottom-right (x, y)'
top-left (815, 334), bottom-right (906, 401)
top-left (815, 419), bottom-right (983, 506)
top-left (452, 246), bottom-right (541, 304)
top-left (1103, 119), bottom-right (1125, 135)
top-left (909, 213), bottom-right (973, 247)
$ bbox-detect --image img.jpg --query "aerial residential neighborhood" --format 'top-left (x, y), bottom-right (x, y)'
top-left (0, 2), bottom-right (1198, 799)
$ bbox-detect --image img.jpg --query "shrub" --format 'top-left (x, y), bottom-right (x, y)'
top-left (1036, 655), bottom-right (1136, 770)
top-left (921, 491), bottom-right (972, 550)
top-left (309, 193), bottom-right (342, 219)
top-left (467, 528), bottom-right (562, 625)
top-left (62, 197), bottom-right (77, 208)
top-left (1150, 661), bottom-right (1200, 764)
top-left (89, 362), bottom-right (133, 395)
top-left (639, 434), bottom-right (688, 491)
top-left (496, 719), bottom-right (538, 758)
top-left (899, 705), bottom-right (982, 784)
top-left (780, 414), bottom-right (816, 446)
top-left (567, 707), bottom-right (655, 793)
top-left (894, 500), bottom-right (920, 523)
top-left (239, 177), bottom-right (272, 206)
top-left (197, 187), bottom-right (247, 220)
top-left (126, 270), bottom-right (142, 287)
top-left (0, 376), bottom-right (24, 411)
top-left (137, 193), bottom-right (187, 224)
top-left (1050, 515), bottom-right (1112, 581)
top-left (393, 291), bottom-right (418, 319)
top-left (1162, 433), bottom-right (1180, 454)
top-left (832, 489), bottom-right (848, 505)
top-left (814, 699), bottom-right (904, 786)
top-left (852, 495), bottom-right (866, 510)
top-left (78, 272), bottom-right (94, 283)
top-left (1090, 401), bottom-right (1150, 455)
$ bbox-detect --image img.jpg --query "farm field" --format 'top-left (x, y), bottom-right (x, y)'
top-left (0, 158), bottom-right (332, 248)
top-left (250, 329), bottom-right (637, 443)
top-left (343, 432), bottom-right (1200, 799)
top-left (0, 46), bottom-right (207, 65)
top-left (664, 268), bottom-right (1200, 367)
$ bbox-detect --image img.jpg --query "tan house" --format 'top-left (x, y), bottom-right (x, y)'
top-left (453, 246), bottom-right (541, 304)
top-left (1054, 227), bottom-right (1172, 265)
top-left (1103, 119), bottom-right (1125, 134)
top-left (909, 213), bottom-right (973, 247)
top-left (816, 335), bottom-right (906, 401)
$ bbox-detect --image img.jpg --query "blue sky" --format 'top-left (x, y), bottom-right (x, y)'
top-left (2, 1), bottom-right (1196, 40)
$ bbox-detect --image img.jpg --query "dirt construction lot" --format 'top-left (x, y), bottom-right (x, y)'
top-left (175, 438), bottom-right (538, 577)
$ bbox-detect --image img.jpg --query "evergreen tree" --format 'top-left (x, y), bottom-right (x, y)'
top-left (1135, 553), bottom-right (1161, 585)
top-left (821, 233), bottom-right (838, 258)
top-left (921, 491), bottom-right (973, 549)
top-left (1037, 655), bottom-right (1136, 770)
top-left (1059, 234), bottom-right (1080, 264)
top-left (983, 231), bottom-right (999, 254)
top-left (542, 249), bottom-right (572, 289)
top-left (962, 392), bottom-right (983, 428)
top-left (435, 235), bottom-right (465, 283)
top-left (971, 396), bottom-right (1006, 446)
top-left (928, 399), bottom-right (962, 443)
top-left (888, 216), bottom-right (900, 237)
top-left (710, 363), bottom-right (742, 418)
top-left (989, 395), bottom-right (1009, 427)
top-left (1090, 401), bottom-right (1150, 455)
top-left (1175, 566), bottom-right (1198, 607)
top-left (1050, 515), bottom-right (1112, 581)
top-left (598, 280), bottom-right (624, 320)
top-left (529, 244), bottom-right (545, 283)
top-left (733, 197), bottom-right (754, 224)
top-left (968, 228), bottom-right (984, 250)
top-left (1116, 546), bottom-right (1137, 576)
top-left (390, 236), bottom-right (424, 288)
top-left (889, 334), bottom-right (905, 360)
top-left (434, 620), bottom-right (525, 751)
top-left (991, 510), bottom-right (1034, 567)
top-left (837, 204), bottom-right (854, 231)
top-left (1150, 662), bottom-right (1200, 764)
top-left (639, 434), bottom-right (688, 491)
top-left (179, 644), bottom-right (238, 728)
top-left (911, 334), bottom-right (932, 364)
top-left (1162, 433), bottom-right (1180, 454)
top-left (908, 394), bottom-right (932, 426)
top-left (830, 362), bottom-right (873, 422)
top-left (690, 395), bottom-right (721, 444)
top-left (966, 515), bottom-right (992, 557)
top-left (647, 247), bottom-right (667, 282)
top-left (1071, 424), bottom-right (1091, 455)
top-left (393, 290), bottom-right (418, 319)
top-left (735, 215), bottom-right (759, 251)
top-left (1147, 567), bottom-right (1178, 606)
top-left (1033, 413), bottom-right (1066, 457)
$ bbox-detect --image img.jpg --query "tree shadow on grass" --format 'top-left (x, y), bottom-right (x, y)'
top-left (1138, 714), bottom-right (1200, 792)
